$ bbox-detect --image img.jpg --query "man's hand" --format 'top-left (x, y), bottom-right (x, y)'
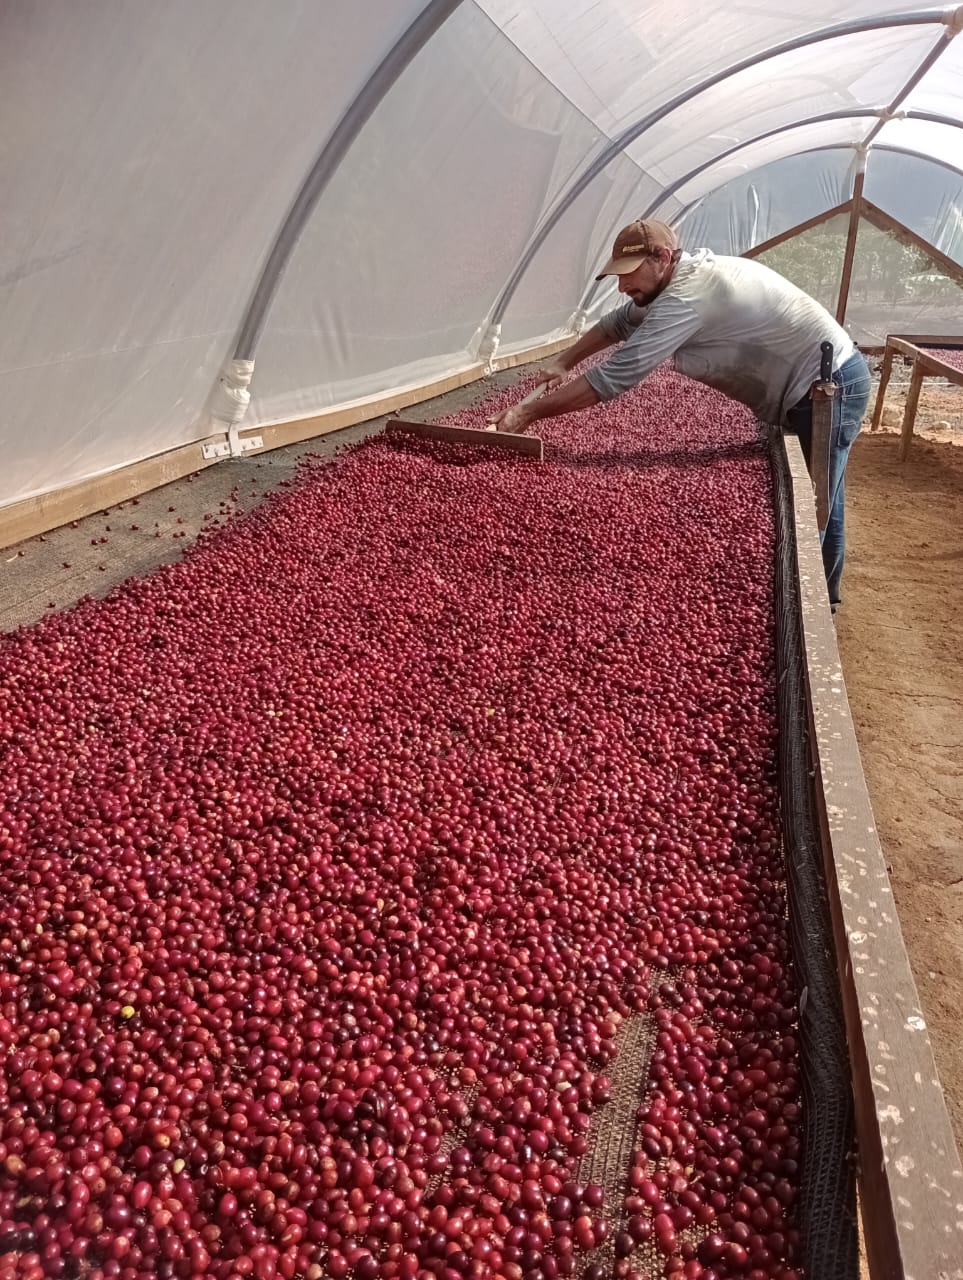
top-left (489, 402), bottom-right (536, 434)
top-left (533, 358), bottom-right (570, 392)
top-left (490, 373), bottom-right (604, 434)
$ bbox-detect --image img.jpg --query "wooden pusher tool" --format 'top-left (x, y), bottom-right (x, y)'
top-left (385, 386), bottom-right (546, 460)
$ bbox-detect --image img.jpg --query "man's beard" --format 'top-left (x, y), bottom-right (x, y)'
top-left (626, 271), bottom-right (666, 307)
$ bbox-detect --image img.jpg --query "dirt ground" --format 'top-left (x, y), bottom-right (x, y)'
top-left (836, 386), bottom-right (963, 1156)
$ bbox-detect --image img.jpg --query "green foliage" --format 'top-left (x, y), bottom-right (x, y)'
top-left (756, 213), bottom-right (963, 310)
top-left (757, 214), bottom-right (848, 311)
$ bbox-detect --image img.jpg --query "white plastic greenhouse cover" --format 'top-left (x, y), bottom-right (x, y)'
top-left (3, 1), bottom-right (963, 511)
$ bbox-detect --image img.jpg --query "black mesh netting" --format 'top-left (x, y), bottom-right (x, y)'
top-left (572, 432), bottom-right (860, 1280)
top-left (768, 427), bottom-right (859, 1279)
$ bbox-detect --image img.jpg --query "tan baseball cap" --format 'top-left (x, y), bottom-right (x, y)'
top-left (595, 218), bottom-right (680, 280)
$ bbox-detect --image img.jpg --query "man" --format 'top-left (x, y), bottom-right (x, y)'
top-left (492, 219), bottom-right (871, 611)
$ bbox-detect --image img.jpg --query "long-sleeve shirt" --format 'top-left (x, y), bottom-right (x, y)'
top-left (585, 249), bottom-right (855, 426)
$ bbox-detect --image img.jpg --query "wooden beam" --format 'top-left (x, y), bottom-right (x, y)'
top-left (887, 336), bottom-right (963, 388)
top-left (493, 336), bottom-right (573, 371)
top-left (870, 340), bottom-right (896, 432)
top-left (253, 364), bottom-right (488, 453)
top-left (0, 336), bottom-right (575, 550)
top-left (884, 332), bottom-right (963, 348)
top-left (860, 200), bottom-right (963, 293)
top-left (0, 436), bottom-right (226, 554)
top-left (836, 168), bottom-right (865, 325)
top-left (743, 201), bottom-right (853, 259)
top-left (784, 435), bottom-right (963, 1280)
top-left (899, 362), bottom-right (925, 461)
top-left (251, 336), bottom-right (574, 453)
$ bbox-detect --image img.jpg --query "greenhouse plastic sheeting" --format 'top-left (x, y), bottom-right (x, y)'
top-left (673, 152), bottom-right (856, 257)
top-left (746, 204), bottom-right (963, 345)
top-left (250, 4), bottom-right (653, 425)
top-left (871, 116), bottom-right (963, 174)
top-left (897, 19), bottom-right (963, 118)
top-left (621, 26), bottom-right (939, 188)
top-left (476, 0), bottom-right (931, 142)
top-left (675, 143), bottom-right (963, 286)
top-left (495, 159), bottom-right (656, 351)
top-left (0, 0), bottom-right (436, 507)
top-left (865, 149), bottom-right (963, 267)
top-left (5, 1), bottom-right (963, 511)
top-left (667, 122), bottom-right (874, 212)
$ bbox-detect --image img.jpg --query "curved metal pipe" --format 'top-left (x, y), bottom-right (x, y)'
top-left (486, 7), bottom-right (949, 332)
top-left (859, 139), bottom-right (963, 181)
top-left (666, 141), bottom-right (963, 245)
top-left (577, 110), bottom-right (881, 318)
top-left (903, 107), bottom-right (963, 129)
top-left (645, 111), bottom-right (879, 220)
top-left (862, 24), bottom-right (956, 146)
top-left (674, 140), bottom-right (963, 227)
top-left (576, 106), bottom-right (963, 316)
top-left (233, 0), bottom-right (464, 361)
top-left (657, 107), bottom-right (963, 224)
top-left (670, 131), bottom-right (963, 226)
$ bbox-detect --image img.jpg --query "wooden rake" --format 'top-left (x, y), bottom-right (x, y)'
top-left (385, 386), bottom-right (545, 460)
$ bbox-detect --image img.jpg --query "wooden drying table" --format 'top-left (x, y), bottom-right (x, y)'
top-left (870, 335), bottom-right (963, 460)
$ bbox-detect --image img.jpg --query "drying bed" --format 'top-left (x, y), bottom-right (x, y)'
top-left (869, 336), bottom-right (963, 459)
top-left (920, 347), bottom-right (963, 372)
top-left (0, 372), bottom-right (824, 1280)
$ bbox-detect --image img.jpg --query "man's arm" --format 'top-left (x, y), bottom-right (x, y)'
top-left (556, 323), bottom-right (618, 370)
top-left (530, 324), bottom-right (618, 392)
top-left (492, 299), bottom-right (694, 433)
top-left (492, 374), bottom-right (601, 433)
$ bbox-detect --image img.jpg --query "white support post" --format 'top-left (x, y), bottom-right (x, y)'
top-left (478, 323), bottom-right (502, 374)
top-left (566, 308), bottom-right (589, 336)
top-left (207, 359), bottom-right (261, 458)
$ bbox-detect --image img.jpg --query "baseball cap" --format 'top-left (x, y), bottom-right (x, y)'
top-left (595, 219), bottom-right (680, 280)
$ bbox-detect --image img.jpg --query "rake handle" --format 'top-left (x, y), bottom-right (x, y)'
top-left (486, 383), bottom-right (546, 430)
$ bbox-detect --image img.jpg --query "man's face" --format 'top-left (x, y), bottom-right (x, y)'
top-left (616, 252), bottom-right (669, 306)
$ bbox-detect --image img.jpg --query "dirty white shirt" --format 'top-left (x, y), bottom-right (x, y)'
top-left (586, 249), bottom-right (855, 426)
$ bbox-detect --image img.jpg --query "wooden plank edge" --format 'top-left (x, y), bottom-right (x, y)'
top-left (886, 334), bottom-right (963, 349)
top-left (912, 352), bottom-right (963, 386)
top-left (784, 435), bottom-right (963, 1280)
top-left (244, 336), bottom-right (574, 453)
top-left (743, 201), bottom-right (854, 260)
top-left (0, 436), bottom-right (225, 553)
top-left (253, 363), bottom-right (487, 452)
top-left (0, 337), bottom-right (576, 550)
top-left (886, 337), bottom-right (963, 387)
top-left (491, 335), bottom-right (573, 370)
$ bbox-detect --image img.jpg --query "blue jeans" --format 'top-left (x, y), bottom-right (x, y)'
top-left (785, 350), bottom-right (871, 608)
